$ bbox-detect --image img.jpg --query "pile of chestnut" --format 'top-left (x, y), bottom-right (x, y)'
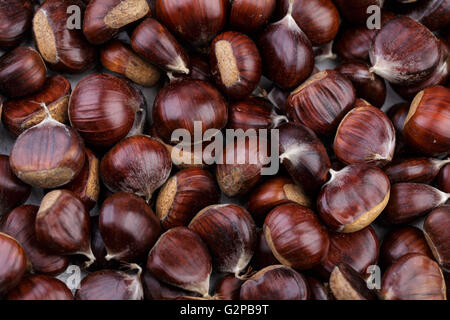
top-left (0, 0), bottom-right (449, 301)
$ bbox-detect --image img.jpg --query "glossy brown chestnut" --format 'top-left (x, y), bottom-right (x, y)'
top-left (317, 164), bottom-right (391, 233)
top-left (99, 192), bottom-right (161, 262)
top-left (142, 270), bottom-right (199, 300)
top-left (380, 253), bottom-right (446, 300)
top-left (334, 105), bottom-right (396, 166)
top-left (76, 268), bottom-right (144, 300)
top-left (257, 3), bottom-right (314, 89)
top-left (155, 0), bottom-right (227, 47)
top-left (384, 157), bottom-right (450, 184)
top-left (152, 79), bottom-right (228, 145)
top-left (401, 0), bottom-right (450, 31)
top-left (380, 226), bottom-right (433, 267)
top-left (0, 205), bottom-right (69, 275)
top-left (286, 70), bottom-right (356, 136)
top-left (131, 18), bottom-right (190, 75)
top-left (210, 31), bottom-right (262, 99)
top-left (147, 227), bottom-right (212, 297)
top-left (240, 265), bottom-right (309, 300)
top-left (100, 135), bottom-right (172, 201)
top-left (69, 73), bottom-right (146, 148)
top-left (7, 275), bottom-right (73, 300)
top-left (264, 203), bottom-right (330, 270)
top-left (437, 163), bottom-right (450, 193)
top-left (333, 0), bottom-right (384, 25)
top-left (251, 229), bottom-right (279, 269)
top-left (0, 46), bottom-right (47, 98)
top-left (0, 0), bottom-right (33, 48)
top-left (383, 183), bottom-right (449, 224)
top-left (215, 275), bottom-right (244, 300)
top-left (336, 61), bottom-right (387, 108)
top-left (189, 204), bottom-right (257, 276)
top-left (36, 190), bottom-right (95, 266)
top-left (402, 86), bottom-right (450, 156)
top-left (306, 277), bottom-right (333, 300)
top-left (369, 16), bottom-right (441, 85)
top-left (0, 232), bottom-right (27, 296)
top-left (329, 263), bottom-right (377, 300)
top-left (278, 122), bottom-right (331, 193)
top-left (101, 40), bottom-right (161, 86)
top-left (0, 155), bottom-right (31, 216)
top-left (83, 0), bottom-right (150, 44)
top-left (1, 75), bottom-right (71, 137)
top-left (156, 168), bottom-right (219, 229)
top-left (229, 0), bottom-right (276, 34)
top-left (424, 206), bottom-right (450, 271)
top-left (267, 86), bottom-right (289, 115)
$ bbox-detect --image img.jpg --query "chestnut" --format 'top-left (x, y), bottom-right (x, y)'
top-left (215, 275), bottom-right (244, 300)
top-left (383, 183), bottom-right (449, 225)
top-left (189, 204), bottom-right (257, 277)
top-left (0, 232), bottom-right (27, 296)
top-left (402, 0), bottom-right (450, 31)
top-left (334, 105), bottom-right (396, 167)
top-left (101, 40), bottom-right (161, 87)
top-left (336, 61), bottom-right (387, 108)
top-left (99, 192), bottom-right (161, 262)
top-left (0, 155), bottom-right (31, 216)
top-left (156, 168), bottom-right (219, 230)
top-left (142, 270), bottom-right (199, 300)
top-left (147, 227), bottom-right (213, 298)
top-left (388, 102), bottom-right (410, 133)
top-left (381, 226), bottom-right (434, 267)
top-left (131, 18), bottom-right (190, 75)
top-left (257, 2), bottom-right (314, 89)
top-left (229, 0), bottom-right (276, 34)
top-left (333, 0), bottom-right (384, 25)
top-left (329, 263), bottom-right (377, 300)
top-left (264, 203), bottom-right (330, 270)
top-left (240, 265), bottom-right (309, 300)
top-left (100, 135), bottom-right (172, 201)
top-left (424, 206), bottom-right (450, 271)
top-left (69, 73), bottom-right (147, 148)
top-left (251, 229), bottom-right (279, 269)
top-left (1, 75), bottom-right (71, 137)
top-left (83, 0), bottom-right (150, 44)
top-left (384, 157), bottom-right (450, 184)
top-left (306, 277), bottom-right (333, 300)
top-left (152, 79), bottom-right (228, 145)
top-left (369, 16), bottom-right (441, 85)
top-left (0, 0), bottom-right (33, 49)
top-left (267, 86), bottom-right (289, 115)
top-left (155, 0), bottom-right (227, 47)
top-left (76, 268), bottom-right (144, 300)
top-left (36, 190), bottom-right (95, 266)
top-left (278, 122), bottom-right (331, 193)
top-left (317, 163), bottom-right (391, 233)
top-left (0, 205), bottom-right (70, 275)
top-left (286, 70), bottom-right (356, 136)
top-left (380, 253), bottom-right (446, 300)
top-left (402, 86), bottom-right (450, 156)
top-left (6, 275), bottom-right (73, 300)
top-left (437, 162), bottom-right (450, 193)
top-left (0, 46), bottom-right (47, 98)
top-left (185, 54), bottom-right (212, 82)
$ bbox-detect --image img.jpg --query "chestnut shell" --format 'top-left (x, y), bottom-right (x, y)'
top-left (6, 275), bottom-right (73, 300)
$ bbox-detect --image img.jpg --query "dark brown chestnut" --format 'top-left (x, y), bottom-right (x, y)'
top-left (264, 203), bottom-right (330, 270)
top-left (155, 0), bottom-right (227, 47)
top-left (36, 190), bottom-right (95, 266)
top-left (240, 265), bottom-right (309, 300)
top-left (185, 54), bottom-right (212, 82)
top-left (147, 227), bottom-right (213, 297)
top-left (152, 79), bottom-right (228, 145)
top-left (6, 275), bottom-right (73, 300)
top-left (369, 16), bottom-right (441, 85)
top-left (334, 105), bottom-right (396, 167)
top-left (101, 40), bottom-right (161, 86)
top-left (388, 102), bottom-right (410, 133)
top-left (383, 183), bottom-right (449, 225)
top-left (229, 0), bottom-right (276, 34)
top-left (1, 75), bottom-right (71, 137)
top-left (381, 226), bottom-right (434, 267)
top-left (333, 0), bottom-right (384, 25)
top-left (0, 0), bottom-right (33, 49)
top-left (251, 229), bottom-right (279, 269)
top-left (317, 163), bottom-right (391, 233)
top-left (437, 162), bottom-right (450, 193)
top-left (156, 168), bottom-right (219, 230)
top-left (286, 70), bottom-right (356, 136)
top-left (1, 205), bottom-right (69, 275)
top-left (89, 215), bottom-right (111, 270)
top-left (0, 155), bottom-right (31, 216)
top-left (142, 270), bottom-right (199, 300)
top-left (100, 135), bottom-right (172, 201)
top-left (380, 253), bottom-right (446, 300)
top-left (424, 206), bottom-right (450, 271)
top-left (0, 232), bottom-right (27, 296)
top-left (267, 86), bottom-right (289, 115)
top-left (306, 277), bottom-right (333, 300)
top-left (384, 157), bottom-right (450, 184)
top-left (69, 73), bottom-right (146, 148)
top-left (83, 0), bottom-right (150, 44)
top-left (402, 86), bottom-right (450, 156)
top-left (99, 192), bottom-right (161, 262)
top-left (215, 275), bottom-right (244, 300)
top-left (189, 204), bottom-right (256, 277)
top-left (401, 0), bottom-right (450, 31)
top-left (329, 263), bottom-right (377, 300)
top-left (0, 46), bottom-right (47, 98)
top-left (131, 18), bottom-right (190, 75)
